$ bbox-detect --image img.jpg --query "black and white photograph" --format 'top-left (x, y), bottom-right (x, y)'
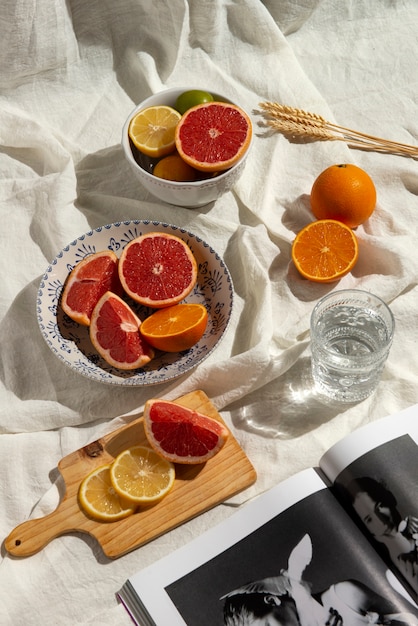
top-left (164, 486), bottom-right (418, 625)
top-left (334, 434), bottom-right (418, 600)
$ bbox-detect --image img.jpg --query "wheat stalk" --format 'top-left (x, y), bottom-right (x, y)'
top-left (258, 102), bottom-right (418, 158)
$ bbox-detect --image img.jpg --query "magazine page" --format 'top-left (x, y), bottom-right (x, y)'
top-left (319, 403), bottom-right (418, 602)
top-left (118, 468), bottom-right (418, 626)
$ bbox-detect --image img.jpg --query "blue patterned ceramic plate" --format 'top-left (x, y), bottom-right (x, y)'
top-left (37, 221), bottom-right (233, 386)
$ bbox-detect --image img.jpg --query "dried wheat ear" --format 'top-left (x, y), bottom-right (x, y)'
top-left (258, 102), bottom-right (418, 158)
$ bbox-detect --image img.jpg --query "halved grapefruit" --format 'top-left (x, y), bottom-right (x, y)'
top-left (143, 399), bottom-right (229, 464)
top-left (118, 232), bottom-right (198, 308)
top-left (61, 250), bottom-right (122, 326)
top-left (175, 101), bottom-right (252, 172)
top-left (89, 291), bottom-right (154, 370)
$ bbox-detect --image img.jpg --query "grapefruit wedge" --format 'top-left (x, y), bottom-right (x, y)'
top-left (175, 101), bottom-right (252, 172)
top-left (61, 250), bottom-right (122, 326)
top-left (118, 232), bottom-right (198, 308)
top-left (90, 291), bottom-right (154, 370)
top-left (143, 399), bottom-right (229, 464)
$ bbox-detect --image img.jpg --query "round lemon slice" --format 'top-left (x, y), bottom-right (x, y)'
top-left (128, 105), bottom-right (181, 157)
top-left (78, 463), bottom-right (136, 522)
top-left (110, 446), bottom-right (175, 505)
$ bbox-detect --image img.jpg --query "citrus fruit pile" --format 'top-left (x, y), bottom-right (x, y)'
top-left (78, 399), bottom-right (229, 522)
top-left (128, 89), bottom-right (252, 182)
top-left (61, 232), bottom-right (208, 369)
top-left (291, 163), bottom-right (376, 283)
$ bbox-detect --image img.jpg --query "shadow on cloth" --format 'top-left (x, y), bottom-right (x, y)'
top-left (0, 277), bottom-right (170, 431)
top-left (226, 355), bottom-right (356, 439)
top-left (68, 0), bottom-right (186, 103)
top-left (74, 144), bottom-right (216, 227)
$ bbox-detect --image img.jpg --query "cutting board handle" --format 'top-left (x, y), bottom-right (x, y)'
top-left (4, 499), bottom-right (86, 557)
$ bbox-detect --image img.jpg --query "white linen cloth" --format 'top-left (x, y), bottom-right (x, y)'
top-left (1, 1), bottom-right (418, 623)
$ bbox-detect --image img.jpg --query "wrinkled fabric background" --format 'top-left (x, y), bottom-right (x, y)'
top-left (2, 1), bottom-right (418, 624)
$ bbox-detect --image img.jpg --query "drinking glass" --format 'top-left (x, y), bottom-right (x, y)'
top-left (310, 289), bottom-right (395, 402)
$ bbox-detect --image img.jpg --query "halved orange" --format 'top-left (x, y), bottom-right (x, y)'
top-left (140, 303), bottom-right (208, 352)
top-left (128, 105), bottom-right (181, 158)
top-left (118, 232), bottom-right (198, 308)
top-left (291, 219), bottom-right (359, 283)
top-left (175, 102), bottom-right (252, 172)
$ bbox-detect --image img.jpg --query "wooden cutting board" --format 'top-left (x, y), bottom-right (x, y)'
top-left (5, 390), bottom-right (256, 559)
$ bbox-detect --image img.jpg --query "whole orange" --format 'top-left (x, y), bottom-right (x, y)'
top-left (153, 153), bottom-right (197, 182)
top-left (310, 163), bottom-right (376, 228)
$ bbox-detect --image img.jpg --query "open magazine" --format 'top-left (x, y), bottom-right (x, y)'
top-left (117, 403), bottom-right (418, 625)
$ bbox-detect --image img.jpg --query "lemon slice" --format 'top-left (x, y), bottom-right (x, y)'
top-left (110, 446), bottom-right (175, 505)
top-left (78, 463), bottom-right (136, 522)
top-left (128, 105), bottom-right (181, 157)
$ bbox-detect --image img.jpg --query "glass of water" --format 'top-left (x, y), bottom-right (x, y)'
top-left (310, 289), bottom-right (395, 403)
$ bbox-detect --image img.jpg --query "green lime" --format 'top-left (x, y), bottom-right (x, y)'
top-left (175, 90), bottom-right (214, 114)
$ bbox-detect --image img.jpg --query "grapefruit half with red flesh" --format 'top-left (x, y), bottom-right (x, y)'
top-left (175, 101), bottom-right (252, 172)
top-left (89, 291), bottom-right (154, 370)
top-left (118, 232), bottom-right (198, 308)
top-left (61, 250), bottom-right (122, 326)
top-left (143, 399), bottom-right (229, 464)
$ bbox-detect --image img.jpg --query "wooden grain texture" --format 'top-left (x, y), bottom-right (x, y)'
top-left (5, 390), bottom-right (256, 559)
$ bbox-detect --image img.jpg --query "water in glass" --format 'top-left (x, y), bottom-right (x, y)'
top-left (310, 291), bottom-right (394, 403)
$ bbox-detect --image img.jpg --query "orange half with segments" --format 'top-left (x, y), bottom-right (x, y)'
top-left (140, 303), bottom-right (208, 352)
top-left (291, 219), bottom-right (359, 283)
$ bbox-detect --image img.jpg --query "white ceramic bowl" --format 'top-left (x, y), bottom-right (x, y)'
top-left (121, 87), bottom-right (252, 208)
